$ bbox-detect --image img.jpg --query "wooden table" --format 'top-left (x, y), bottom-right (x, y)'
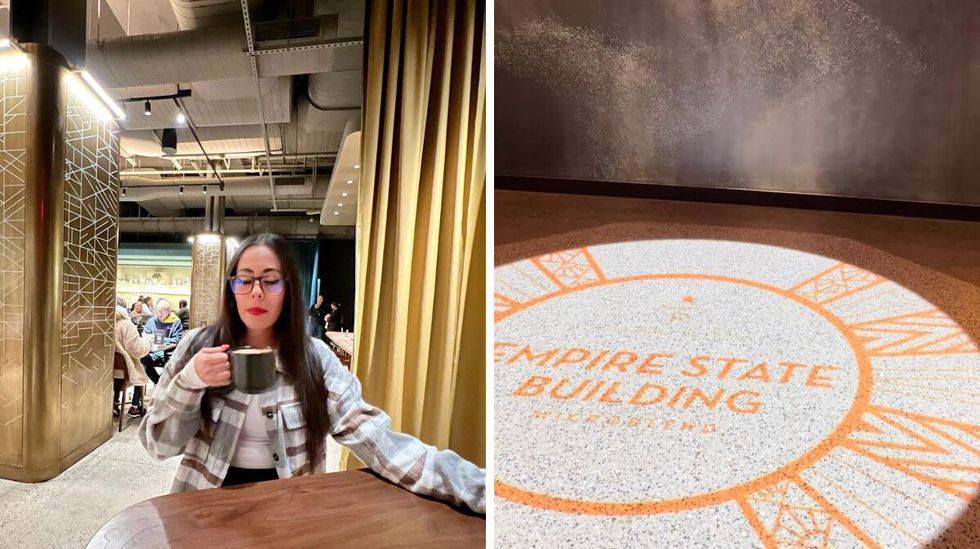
top-left (325, 331), bottom-right (354, 356)
top-left (87, 469), bottom-right (484, 548)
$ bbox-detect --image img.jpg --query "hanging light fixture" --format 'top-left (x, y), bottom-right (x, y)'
top-left (161, 128), bottom-right (177, 155)
top-left (176, 111), bottom-right (186, 124)
top-left (202, 185), bottom-right (207, 194)
top-left (219, 182), bottom-right (225, 192)
top-left (178, 185), bottom-right (184, 195)
top-left (143, 100), bottom-right (151, 116)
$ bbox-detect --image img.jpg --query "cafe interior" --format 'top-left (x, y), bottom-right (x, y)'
top-left (0, 0), bottom-right (486, 546)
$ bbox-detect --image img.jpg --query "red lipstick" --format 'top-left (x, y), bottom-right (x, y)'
top-left (246, 307), bottom-right (268, 315)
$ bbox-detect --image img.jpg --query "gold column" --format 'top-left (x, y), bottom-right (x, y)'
top-left (190, 234), bottom-right (227, 329)
top-left (18, 44), bottom-right (67, 482)
top-left (0, 48), bottom-right (33, 475)
top-left (0, 44), bottom-right (120, 482)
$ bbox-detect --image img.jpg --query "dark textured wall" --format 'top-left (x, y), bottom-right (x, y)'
top-left (496, 1), bottom-right (980, 205)
top-left (316, 239), bottom-right (355, 332)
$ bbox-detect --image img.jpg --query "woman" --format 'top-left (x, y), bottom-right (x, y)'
top-left (114, 297), bottom-right (152, 416)
top-left (139, 234), bottom-right (484, 512)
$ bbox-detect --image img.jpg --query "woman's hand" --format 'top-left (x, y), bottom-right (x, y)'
top-left (192, 344), bottom-right (231, 387)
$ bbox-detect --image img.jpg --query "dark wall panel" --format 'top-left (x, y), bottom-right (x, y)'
top-left (316, 239), bottom-right (355, 332)
top-left (495, 0), bottom-right (980, 205)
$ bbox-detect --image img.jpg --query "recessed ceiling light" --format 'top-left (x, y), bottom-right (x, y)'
top-left (333, 211), bottom-right (339, 215)
top-left (176, 112), bottom-right (186, 124)
top-left (346, 179), bottom-right (353, 184)
top-left (337, 203), bottom-right (343, 207)
top-left (341, 192), bottom-right (348, 197)
top-left (353, 164), bottom-right (360, 169)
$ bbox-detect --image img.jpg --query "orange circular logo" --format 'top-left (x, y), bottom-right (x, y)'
top-left (495, 242), bottom-right (979, 546)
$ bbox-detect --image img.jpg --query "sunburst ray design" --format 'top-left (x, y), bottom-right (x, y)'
top-left (789, 262), bottom-right (885, 305)
top-left (494, 292), bottom-right (521, 322)
top-left (843, 406), bottom-right (980, 501)
top-left (850, 310), bottom-right (979, 356)
top-left (529, 247), bottom-right (605, 289)
top-left (740, 477), bottom-right (879, 548)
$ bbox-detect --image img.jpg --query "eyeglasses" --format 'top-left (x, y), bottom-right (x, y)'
top-left (228, 275), bottom-right (287, 295)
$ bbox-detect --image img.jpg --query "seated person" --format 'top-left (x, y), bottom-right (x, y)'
top-left (128, 299), bottom-right (184, 417)
top-left (176, 299), bottom-right (190, 331)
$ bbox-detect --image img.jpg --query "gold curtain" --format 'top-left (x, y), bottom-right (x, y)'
top-left (346, 0), bottom-right (486, 468)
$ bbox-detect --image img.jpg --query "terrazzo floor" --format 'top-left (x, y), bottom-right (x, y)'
top-left (0, 391), bottom-right (343, 548)
top-left (494, 193), bottom-right (979, 549)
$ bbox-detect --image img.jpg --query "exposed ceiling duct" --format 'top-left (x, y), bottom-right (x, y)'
top-left (119, 216), bottom-right (353, 239)
top-left (120, 125), bottom-right (283, 156)
top-left (91, 0), bottom-right (366, 235)
top-left (170, 0), bottom-right (275, 31)
top-left (86, 19), bottom-right (350, 89)
top-left (120, 176), bottom-right (317, 202)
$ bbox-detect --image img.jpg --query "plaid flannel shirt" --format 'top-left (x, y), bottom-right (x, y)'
top-left (138, 329), bottom-right (486, 513)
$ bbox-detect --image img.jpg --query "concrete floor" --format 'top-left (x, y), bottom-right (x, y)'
top-left (0, 393), bottom-right (343, 548)
top-left (494, 190), bottom-right (979, 548)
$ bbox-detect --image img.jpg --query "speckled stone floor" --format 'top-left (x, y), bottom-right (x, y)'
top-left (494, 195), bottom-right (979, 549)
top-left (0, 392), bottom-right (343, 548)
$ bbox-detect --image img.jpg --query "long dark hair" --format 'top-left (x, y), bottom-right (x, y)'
top-left (172, 233), bottom-right (330, 468)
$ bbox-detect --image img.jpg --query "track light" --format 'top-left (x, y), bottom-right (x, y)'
top-left (219, 182), bottom-right (225, 192)
top-left (202, 185), bottom-right (207, 194)
top-left (176, 111), bottom-right (186, 124)
top-left (121, 187), bottom-right (127, 197)
top-left (178, 185), bottom-right (184, 195)
top-left (144, 100), bottom-right (151, 116)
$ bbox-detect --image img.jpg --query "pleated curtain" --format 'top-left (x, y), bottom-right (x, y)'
top-left (345, 0), bottom-right (485, 468)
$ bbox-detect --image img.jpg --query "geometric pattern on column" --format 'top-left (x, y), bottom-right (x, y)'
top-left (0, 62), bottom-right (27, 466)
top-left (190, 237), bottom-right (225, 329)
top-left (60, 88), bottom-right (119, 455)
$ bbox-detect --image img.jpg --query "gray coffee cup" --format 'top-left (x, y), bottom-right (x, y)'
top-left (229, 347), bottom-right (277, 394)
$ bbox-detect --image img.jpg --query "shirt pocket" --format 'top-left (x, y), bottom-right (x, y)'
top-left (280, 402), bottom-right (307, 431)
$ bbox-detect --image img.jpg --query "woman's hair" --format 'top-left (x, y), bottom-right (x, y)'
top-left (115, 297), bottom-right (128, 309)
top-left (171, 233), bottom-right (330, 467)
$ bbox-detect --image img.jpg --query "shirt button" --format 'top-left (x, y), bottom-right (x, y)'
top-left (273, 453), bottom-right (279, 462)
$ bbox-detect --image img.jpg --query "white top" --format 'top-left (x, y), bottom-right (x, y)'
top-left (180, 361), bottom-right (275, 469)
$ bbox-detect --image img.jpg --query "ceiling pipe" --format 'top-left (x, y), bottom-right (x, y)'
top-left (240, 0), bottom-right (278, 210)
